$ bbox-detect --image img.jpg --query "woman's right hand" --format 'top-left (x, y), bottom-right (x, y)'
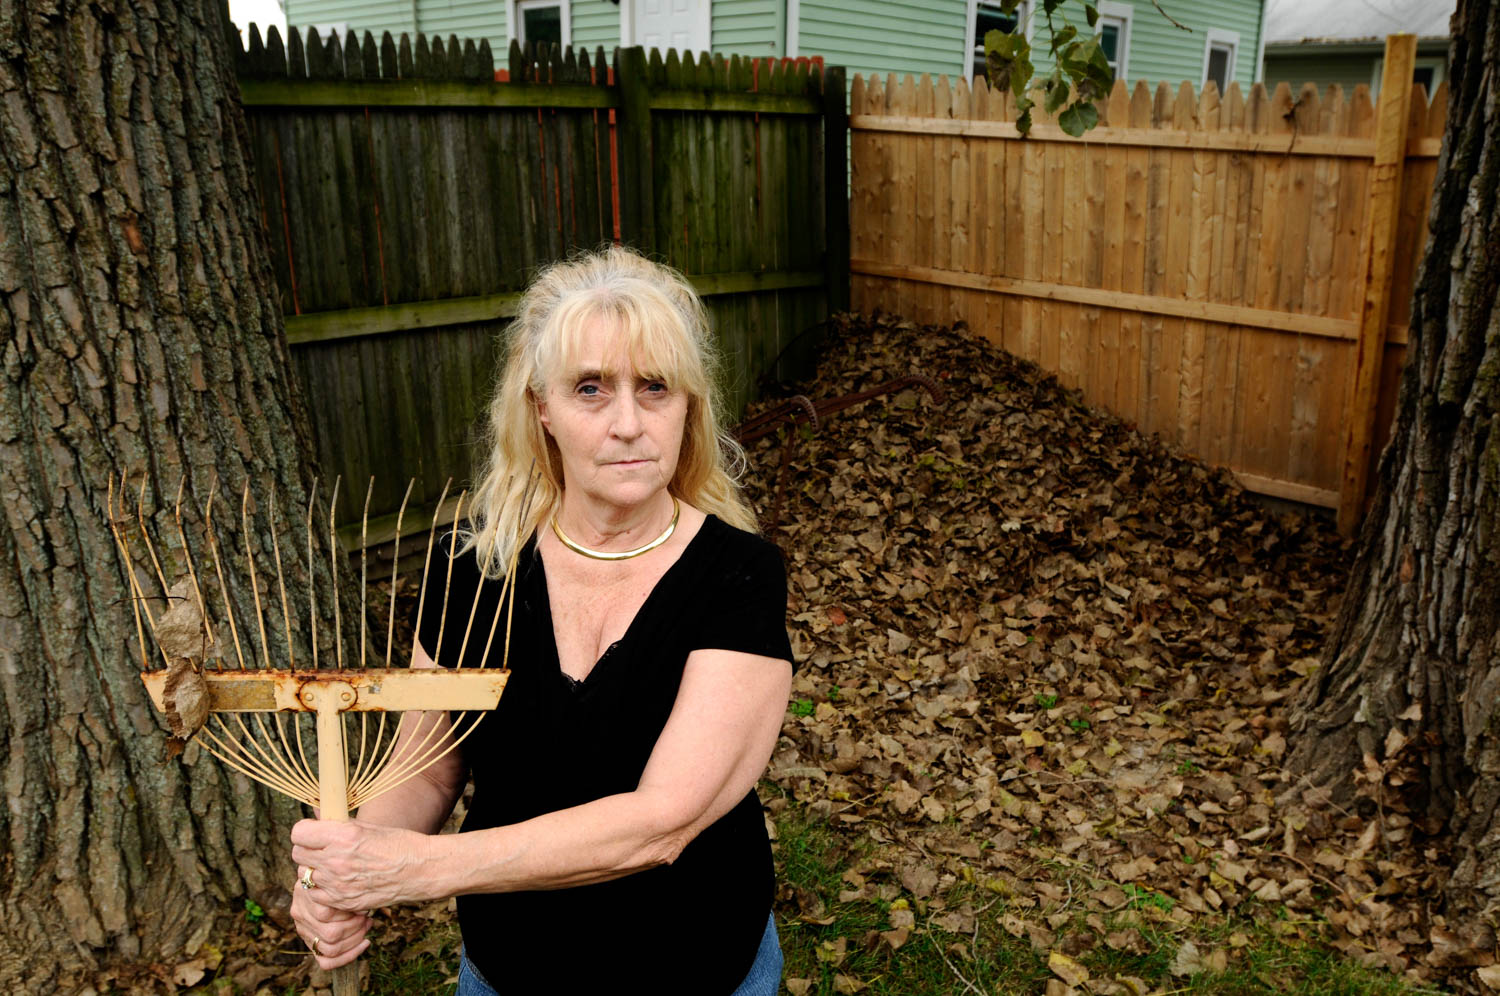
top-left (290, 867), bottom-right (373, 971)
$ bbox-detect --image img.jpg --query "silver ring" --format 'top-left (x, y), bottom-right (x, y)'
top-left (299, 867), bottom-right (315, 890)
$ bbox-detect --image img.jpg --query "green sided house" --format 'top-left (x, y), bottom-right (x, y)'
top-left (276, 0), bottom-right (1268, 91)
top-left (1261, 0), bottom-right (1454, 99)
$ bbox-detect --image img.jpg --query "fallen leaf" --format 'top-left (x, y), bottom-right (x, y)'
top-left (172, 958), bottom-right (207, 987)
top-left (880, 926), bottom-right (911, 950)
top-left (1170, 940), bottom-right (1228, 977)
top-left (1049, 950), bottom-right (1090, 987)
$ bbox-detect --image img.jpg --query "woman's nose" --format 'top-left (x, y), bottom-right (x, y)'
top-left (610, 396), bottom-right (644, 438)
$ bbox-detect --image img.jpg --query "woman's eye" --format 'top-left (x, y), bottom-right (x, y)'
top-left (644, 381), bottom-right (668, 394)
top-left (577, 384), bottom-right (600, 397)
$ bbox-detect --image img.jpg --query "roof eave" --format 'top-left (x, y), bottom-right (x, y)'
top-left (1263, 36), bottom-right (1450, 55)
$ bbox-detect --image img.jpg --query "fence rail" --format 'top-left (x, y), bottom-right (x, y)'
top-left (849, 37), bottom-right (1441, 526)
top-left (230, 25), bottom-right (847, 528)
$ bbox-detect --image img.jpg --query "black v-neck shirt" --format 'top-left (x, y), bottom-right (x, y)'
top-left (416, 514), bottom-right (794, 993)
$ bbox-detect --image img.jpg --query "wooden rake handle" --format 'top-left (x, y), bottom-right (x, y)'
top-left (304, 680), bottom-right (363, 996)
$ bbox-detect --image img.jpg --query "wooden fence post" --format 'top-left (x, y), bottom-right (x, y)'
top-left (1337, 33), bottom-right (1417, 535)
top-left (823, 65), bottom-right (850, 314)
top-left (615, 46), bottom-right (656, 253)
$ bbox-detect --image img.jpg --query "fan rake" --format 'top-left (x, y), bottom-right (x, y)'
top-left (108, 473), bottom-right (531, 996)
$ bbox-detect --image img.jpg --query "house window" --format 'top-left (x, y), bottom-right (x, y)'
top-left (1095, 1), bottom-right (1132, 84)
top-left (967, 1), bottom-right (1027, 82)
top-left (1372, 55), bottom-right (1446, 97)
top-left (1202, 28), bottom-right (1239, 93)
top-left (514, 0), bottom-right (568, 49)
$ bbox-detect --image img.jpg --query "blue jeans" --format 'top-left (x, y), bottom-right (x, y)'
top-left (456, 912), bottom-right (782, 995)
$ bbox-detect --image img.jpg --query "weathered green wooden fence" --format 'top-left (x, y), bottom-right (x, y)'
top-left (231, 26), bottom-right (848, 535)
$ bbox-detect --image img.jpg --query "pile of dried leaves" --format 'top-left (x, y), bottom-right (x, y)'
top-left (740, 312), bottom-right (1467, 992)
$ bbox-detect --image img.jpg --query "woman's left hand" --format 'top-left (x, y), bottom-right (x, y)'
top-left (290, 818), bottom-right (443, 912)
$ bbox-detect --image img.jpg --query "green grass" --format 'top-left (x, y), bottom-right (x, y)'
top-left (363, 924), bottom-right (461, 995)
top-left (256, 805), bottom-right (1445, 996)
top-left (771, 804), bottom-right (1447, 996)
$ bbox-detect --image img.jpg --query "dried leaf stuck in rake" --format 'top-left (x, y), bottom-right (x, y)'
top-left (108, 471), bottom-right (534, 996)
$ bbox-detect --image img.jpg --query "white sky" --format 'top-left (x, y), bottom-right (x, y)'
top-left (228, 0), bottom-right (287, 43)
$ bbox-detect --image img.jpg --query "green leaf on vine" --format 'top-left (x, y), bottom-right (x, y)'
top-left (1044, 74), bottom-right (1071, 115)
top-left (1059, 100), bottom-right (1100, 137)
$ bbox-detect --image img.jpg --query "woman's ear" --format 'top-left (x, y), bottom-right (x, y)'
top-left (531, 388), bottom-right (552, 434)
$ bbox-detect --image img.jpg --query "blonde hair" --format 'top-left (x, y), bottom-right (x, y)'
top-left (460, 245), bottom-right (757, 575)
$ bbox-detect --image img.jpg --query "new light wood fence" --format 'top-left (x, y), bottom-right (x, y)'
top-left (849, 36), bottom-right (1442, 528)
top-left (231, 26), bottom-right (848, 536)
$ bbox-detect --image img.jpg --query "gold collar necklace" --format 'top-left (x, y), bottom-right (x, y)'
top-left (551, 497), bottom-right (680, 561)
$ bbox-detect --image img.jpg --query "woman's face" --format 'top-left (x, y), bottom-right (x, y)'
top-left (536, 317), bottom-right (689, 513)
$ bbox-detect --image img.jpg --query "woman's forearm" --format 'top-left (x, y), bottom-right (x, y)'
top-left (424, 787), bottom-right (690, 898)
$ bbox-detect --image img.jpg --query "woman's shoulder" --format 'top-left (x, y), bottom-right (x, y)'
top-left (693, 514), bottom-right (786, 578)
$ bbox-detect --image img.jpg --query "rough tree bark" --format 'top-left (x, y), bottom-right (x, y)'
top-left (1286, 0), bottom-right (1499, 948)
top-left (0, 1), bottom-right (341, 991)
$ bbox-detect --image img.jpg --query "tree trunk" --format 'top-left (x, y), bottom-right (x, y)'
top-left (1286, 0), bottom-right (1499, 943)
top-left (0, 2), bottom-right (340, 990)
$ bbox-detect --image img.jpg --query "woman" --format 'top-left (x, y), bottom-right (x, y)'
top-left (288, 246), bottom-right (795, 994)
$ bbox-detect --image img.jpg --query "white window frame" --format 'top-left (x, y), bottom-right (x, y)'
top-left (1371, 54), bottom-right (1446, 98)
top-left (1095, 1), bottom-right (1132, 85)
top-left (511, 0), bottom-right (570, 50)
top-left (1202, 27), bottom-right (1239, 92)
top-left (963, 0), bottom-right (1032, 82)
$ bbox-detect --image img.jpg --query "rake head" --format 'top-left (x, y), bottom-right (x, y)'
top-left (107, 471), bottom-right (532, 812)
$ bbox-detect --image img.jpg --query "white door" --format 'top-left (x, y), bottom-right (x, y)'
top-left (632, 0), bottom-right (711, 56)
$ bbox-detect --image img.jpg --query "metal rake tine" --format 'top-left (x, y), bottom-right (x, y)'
top-left (173, 476), bottom-right (218, 651)
top-left (234, 481), bottom-right (305, 764)
top-left (349, 705), bottom-right (447, 805)
top-left (241, 481), bottom-right (274, 671)
top-left (306, 477), bottom-right (320, 670)
top-left (371, 489), bottom-right (471, 789)
top-left (350, 480), bottom-right (415, 794)
top-left (353, 478), bottom-right (376, 791)
top-left (411, 478), bottom-right (454, 663)
top-left (347, 707), bottom-right (400, 802)
top-left (430, 490), bottom-right (468, 667)
top-left (200, 715), bottom-right (318, 806)
top-left (135, 473), bottom-right (172, 600)
top-left (328, 475), bottom-right (343, 671)
top-left (500, 466), bottom-right (542, 672)
top-left (353, 704), bottom-right (468, 805)
top-left (116, 473), bottom-right (173, 669)
top-left (476, 469), bottom-right (533, 674)
top-left (360, 477), bottom-right (373, 670)
top-left (386, 479), bottom-right (416, 667)
top-left (108, 474), bottom-right (156, 673)
top-left (268, 488), bottom-right (296, 670)
top-left (203, 713), bottom-right (306, 798)
top-left (360, 485), bottom-right (488, 802)
top-left (451, 492), bottom-right (492, 685)
top-left (355, 707), bottom-right (493, 807)
top-left (218, 710), bottom-right (318, 800)
top-left (361, 475), bottom-right (532, 804)
top-left (203, 479), bottom-right (249, 670)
